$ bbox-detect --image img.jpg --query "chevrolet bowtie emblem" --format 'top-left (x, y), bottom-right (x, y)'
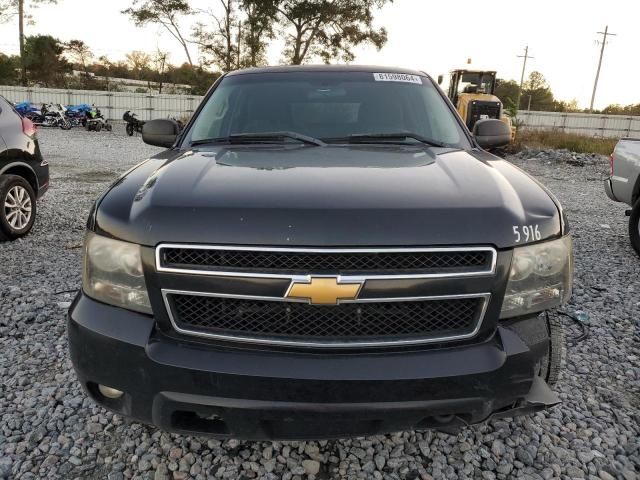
top-left (286, 277), bottom-right (363, 305)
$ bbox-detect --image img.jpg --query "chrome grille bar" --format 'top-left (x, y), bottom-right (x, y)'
top-left (155, 244), bottom-right (497, 280)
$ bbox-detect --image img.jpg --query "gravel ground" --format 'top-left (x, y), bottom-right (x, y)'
top-left (1, 130), bottom-right (638, 480)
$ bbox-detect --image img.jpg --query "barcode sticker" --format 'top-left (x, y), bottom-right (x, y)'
top-left (373, 73), bottom-right (422, 84)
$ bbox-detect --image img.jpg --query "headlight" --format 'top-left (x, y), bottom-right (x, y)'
top-left (82, 231), bottom-right (152, 314)
top-left (500, 236), bottom-right (573, 319)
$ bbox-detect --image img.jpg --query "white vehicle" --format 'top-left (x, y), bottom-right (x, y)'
top-left (605, 137), bottom-right (640, 255)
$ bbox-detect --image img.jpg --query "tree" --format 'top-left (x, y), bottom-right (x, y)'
top-left (521, 71), bottom-right (554, 111)
top-left (22, 34), bottom-right (70, 87)
top-left (152, 49), bottom-right (170, 93)
top-left (0, 53), bottom-right (20, 84)
top-left (166, 62), bottom-right (220, 95)
top-left (193, 0), bottom-right (279, 71)
top-left (96, 55), bottom-right (113, 90)
top-left (240, 0), bottom-right (278, 67)
top-left (126, 50), bottom-right (152, 79)
top-left (0, 0), bottom-right (59, 85)
top-left (193, 0), bottom-right (240, 72)
top-left (602, 103), bottom-right (640, 116)
top-left (552, 99), bottom-right (579, 113)
top-left (123, 0), bottom-right (194, 67)
top-left (65, 39), bottom-right (93, 83)
top-left (494, 78), bottom-right (520, 112)
top-left (276, 0), bottom-right (390, 65)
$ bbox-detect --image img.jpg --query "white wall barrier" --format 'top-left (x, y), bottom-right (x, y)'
top-left (0, 85), bottom-right (204, 121)
top-left (517, 110), bottom-right (640, 138)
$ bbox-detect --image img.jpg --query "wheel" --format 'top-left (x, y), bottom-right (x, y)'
top-left (60, 119), bottom-right (72, 130)
top-left (538, 314), bottom-right (565, 386)
top-left (0, 175), bottom-right (36, 241)
top-left (126, 123), bottom-right (134, 136)
top-left (105, 123), bottom-right (113, 132)
top-left (96, 122), bottom-right (103, 132)
top-left (629, 199), bottom-right (640, 257)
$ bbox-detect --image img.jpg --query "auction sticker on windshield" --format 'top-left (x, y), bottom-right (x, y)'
top-left (373, 73), bottom-right (422, 84)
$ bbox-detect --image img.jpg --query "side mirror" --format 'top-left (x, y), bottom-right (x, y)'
top-left (437, 74), bottom-right (443, 85)
top-left (142, 119), bottom-right (180, 148)
top-left (472, 119), bottom-right (511, 149)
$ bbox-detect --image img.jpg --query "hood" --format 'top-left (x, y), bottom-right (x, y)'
top-left (95, 145), bottom-right (561, 248)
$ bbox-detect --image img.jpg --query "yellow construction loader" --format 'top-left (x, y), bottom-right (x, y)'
top-left (438, 69), bottom-right (515, 140)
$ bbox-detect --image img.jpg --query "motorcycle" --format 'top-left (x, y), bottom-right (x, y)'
top-left (14, 102), bottom-right (40, 117)
top-left (85, 108), bottom-right (112, 132)
top-left (28, 103), bottom-right (72, 130)
top-left (123, 110), bottom-right (145, 136)
top-left (65, 103), bottom-right (93, 127)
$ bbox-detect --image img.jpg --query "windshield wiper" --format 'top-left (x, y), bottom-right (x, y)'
top-left (347, 132), bottom-right (447, 148)
top-left (191, 131), bottom-right (325, 147)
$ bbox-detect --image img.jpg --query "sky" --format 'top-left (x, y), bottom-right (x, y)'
top-left (0, 0), bottom-right (638, 109)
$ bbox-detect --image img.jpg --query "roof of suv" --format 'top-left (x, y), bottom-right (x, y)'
top-left (226, 65), bottom-right (429, 77)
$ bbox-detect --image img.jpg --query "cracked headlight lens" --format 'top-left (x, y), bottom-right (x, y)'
top-left (501, 235), bottom-right (573, 319)
top-left (82, 231), bottom-right (151, 314)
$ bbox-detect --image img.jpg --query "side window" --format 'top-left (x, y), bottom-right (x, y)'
top-left (191, 85), bottom-right (233, 140)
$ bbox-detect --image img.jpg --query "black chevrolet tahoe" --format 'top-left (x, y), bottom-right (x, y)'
top-left (68, 66), bottom-right (573, 440)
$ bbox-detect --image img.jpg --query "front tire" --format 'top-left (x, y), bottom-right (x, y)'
top-left (629, 199), bottom-right (640, 257)
top-left (539, 314), bottom-right (565, 386)
top-left (0, 175), bottom-right (36, 241)
top-left (126, 123), bottom-right (134, 136)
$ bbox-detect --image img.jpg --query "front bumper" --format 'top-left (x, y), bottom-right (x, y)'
top-left (68, 293), bottom-right (558, 440)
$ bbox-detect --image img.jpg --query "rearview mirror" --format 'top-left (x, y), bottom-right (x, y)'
top-left (142, 119), bottom-right (180, 148)
top-left (437, 74), bottom-right (443, 85)
top-left (472, 119), bottom-right (511, 149)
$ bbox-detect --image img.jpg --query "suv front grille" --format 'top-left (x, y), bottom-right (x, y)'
top-left (159, 246), bottom-right (494, 276)
top-left (165, 293), bottom-right (486, 347)
top-left (156, 245), bottom-right (496, 347)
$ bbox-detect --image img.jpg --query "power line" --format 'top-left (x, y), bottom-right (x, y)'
top-left (589, 25), bottom-right (616, 112)
top-left (516, 45), bottom-right (534, 110)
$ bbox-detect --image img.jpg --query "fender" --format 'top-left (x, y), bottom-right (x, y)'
top-left (0, 160), bottom-right (38, 174)
top-left (0, 161), bottom-right (40, 190)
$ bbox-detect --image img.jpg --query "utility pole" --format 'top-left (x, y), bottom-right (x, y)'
top-left (516, 45), bottom-right (534, 110)
top-left (18, 0), bottom-right (26, 86)
top-left (589, 25), bottom-right (616, 112)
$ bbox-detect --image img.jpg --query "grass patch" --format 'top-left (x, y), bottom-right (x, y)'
top-left (513, 129), bottom-right (617, 155)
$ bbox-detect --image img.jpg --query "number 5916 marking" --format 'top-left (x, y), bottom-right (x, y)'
top-left (513, 225), bottom-right (541, 243)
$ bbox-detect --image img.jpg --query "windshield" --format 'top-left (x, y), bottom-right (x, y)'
top-left (186, 71), bottom-right (469, 148)
top-left (458, 72), bottom-right (495, 95)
